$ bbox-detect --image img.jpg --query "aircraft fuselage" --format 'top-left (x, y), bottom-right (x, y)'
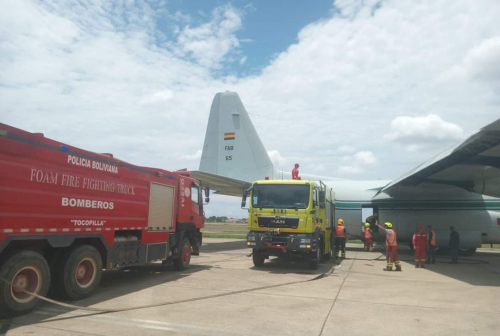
top-left (276, 171), bottom-right (500, 249)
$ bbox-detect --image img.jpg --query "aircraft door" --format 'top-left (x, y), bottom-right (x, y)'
top-left (362, 205), bottom-right (379, 234)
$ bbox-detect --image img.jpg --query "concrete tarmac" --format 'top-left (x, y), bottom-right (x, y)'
top-left (1, 239), bottom-right (500, 336)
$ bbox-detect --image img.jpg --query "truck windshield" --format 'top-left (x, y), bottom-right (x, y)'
top-left (252, 184), bottom-right (310, 209)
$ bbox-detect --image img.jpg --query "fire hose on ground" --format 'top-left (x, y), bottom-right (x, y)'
top-left (0, 263), bottom-right (336, 318)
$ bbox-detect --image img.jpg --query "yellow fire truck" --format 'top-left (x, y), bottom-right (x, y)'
top-left (242, 179), bottom-right (334, 269)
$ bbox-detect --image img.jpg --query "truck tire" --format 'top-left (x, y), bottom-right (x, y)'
top-left (56, 245), bottom-right (102, 300)
top-left (252, 249), bottom-right (265, 267)
top-left (0, 250), bottom-right (51, 316)
top-left (174, 238), bottom-right (191, 271)
top-left (308, 247), bottom-right (320, 270)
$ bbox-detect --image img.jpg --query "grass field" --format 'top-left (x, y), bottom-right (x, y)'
top-left (203, 233), bottom-right (248, 239)
top-left (482, 244), bottom-right (500, 249)
top-left (202, 223), bottom-right (247, 239)
top-left (202, 223), bottom-right (363, 243)
top-left (202, 224), bottom-right (500, 248)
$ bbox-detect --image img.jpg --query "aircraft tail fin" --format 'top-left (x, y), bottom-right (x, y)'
top-left (199, 91), bottom-right (273, 182)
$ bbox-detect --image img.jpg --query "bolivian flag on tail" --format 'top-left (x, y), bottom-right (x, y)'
top-left (224, 132), bottom-right (235, 140)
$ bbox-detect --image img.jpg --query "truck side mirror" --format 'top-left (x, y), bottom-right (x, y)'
top-left (241, 192), bottom-right (247, 209)
top-left (319, 190), bottom-right (325, 201)
top-left (204, 187), bottom-right (210, 204)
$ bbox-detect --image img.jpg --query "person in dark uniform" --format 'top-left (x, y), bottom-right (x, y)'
top-left (449, 226), bottom-right (460, 264)
top-left (365, 212), bottom-right (379, 233)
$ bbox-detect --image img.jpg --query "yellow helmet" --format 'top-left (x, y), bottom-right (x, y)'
top-left (385, 222), bottom-right (393, 228)
top-left (365, 223), bottom-right (371, 227)
top-left (337, 219), bottom-right (344, 225)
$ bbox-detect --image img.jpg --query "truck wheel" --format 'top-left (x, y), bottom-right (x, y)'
top-left (308, 247), bottom-right (320, 270)
top-left (174, 238), bottom-right (191, 271)
top-left (56, 245), bottom-right (102, 300)
top-left (252, 249), bottom-right (265, 267)
top-left (0, 250), bottom-right (50, 316)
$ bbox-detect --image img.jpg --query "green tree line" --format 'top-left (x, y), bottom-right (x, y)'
top-left (205, 216), bottom-right (229, 223)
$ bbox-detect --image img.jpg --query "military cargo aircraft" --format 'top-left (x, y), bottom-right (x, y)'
top-left (192, 92), bottom-right (500, 255)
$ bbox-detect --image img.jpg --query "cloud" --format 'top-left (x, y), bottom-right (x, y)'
top-left (354, 151), bottom-right (377, 165)
top-left (385, 114), bottom-right (464, 144)
top-left (338, 151), bottom-right (377, 175)
top-left (267, 150), bottom-right (288, 170)
top-left (338, 165), bottom-right (363, 174)
top-left (338, 145), bottom-right (356, 154)
top-left (181, 150), bottom-right (202, 161)
top-left (172, 5), bottom-right (243, 69)
top-left (440, 36), bottom-right (500, 83)
top-left (140, 89), bottom-right (174, 105)
top-left (464, 37), bottom-right (500, 81)
top-left (334, 0), bottom-right (381, 18)
top-left (1, 0), bottom-right (500, 215)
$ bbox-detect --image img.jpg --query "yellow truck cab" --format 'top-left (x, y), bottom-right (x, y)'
top-left (241, 179), bottom-right (335, 269)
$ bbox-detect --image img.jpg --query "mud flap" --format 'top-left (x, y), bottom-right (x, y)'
top-left (191, 236), bottom-right (201, 256)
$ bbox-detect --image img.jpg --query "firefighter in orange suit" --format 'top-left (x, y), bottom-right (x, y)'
top-left (377, 222), bottom-right (402, 271)
top-left (364, 223), bottom-right (373, 252)
top-left (292, 163), bottom-right (300, 180)
top-left (413, 225), bottom-right (428, 268)
top-left (334, 219), bottom-right (347, 259)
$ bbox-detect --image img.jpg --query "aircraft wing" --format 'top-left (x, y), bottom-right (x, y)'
top-left (379, 118), bottom-right (500, 198)
top-left (190, 170), bottom-right (251, 197)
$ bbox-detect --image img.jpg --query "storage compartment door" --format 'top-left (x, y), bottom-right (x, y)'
top-left (148, 182), bottom-right (175, 231)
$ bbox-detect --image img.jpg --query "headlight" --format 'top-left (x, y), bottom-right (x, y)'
top-left (248, 236), bottom-right (256, 241)
top-left (300, 238), bottom-right (311, 243)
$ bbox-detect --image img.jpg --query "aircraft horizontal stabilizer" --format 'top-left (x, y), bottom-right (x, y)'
top-left (190, 170), bottom-right (250, 197)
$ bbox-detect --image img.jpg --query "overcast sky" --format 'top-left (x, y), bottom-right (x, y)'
top-left (2, 0), bottom-right (500, 218)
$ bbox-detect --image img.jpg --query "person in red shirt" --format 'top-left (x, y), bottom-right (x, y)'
top-left (291, 163), bottom-right (300, 180)
top-left (364, 222), bottom-right (373, 252)
top-left (413, 225), bottom-right (428, 268)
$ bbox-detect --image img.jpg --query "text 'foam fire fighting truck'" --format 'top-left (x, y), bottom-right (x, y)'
top-left (0, 123), bottom-right (207, 315)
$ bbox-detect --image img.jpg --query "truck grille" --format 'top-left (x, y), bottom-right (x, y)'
top-left (258, 216), bottom-right (299, 229)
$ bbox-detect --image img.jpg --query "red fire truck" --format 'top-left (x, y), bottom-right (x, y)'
top-left (0, 123), bottom-right (207, 315)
